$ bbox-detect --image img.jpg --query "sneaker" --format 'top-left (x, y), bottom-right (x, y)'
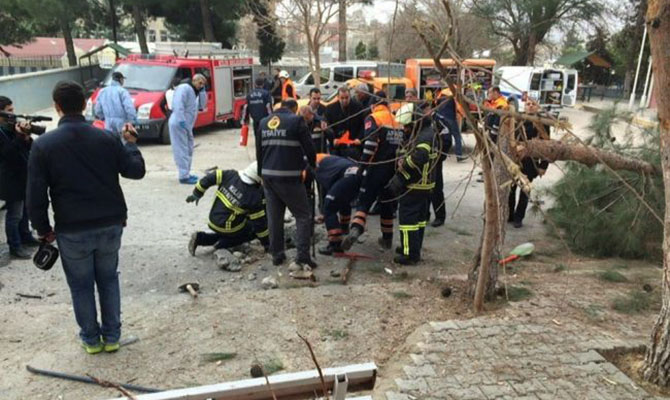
top-left (272, 253), bottom-right (287, 266)
top-left (341, 227), bottom-right (362, 251)
top-left (10, 247), bottom-right (32, 259)
top-left (318, 243), bottom-right (342, 256)
top-left (393, 254), bottom-right (419, 266)
top-left (430, 219), bottom-right (445, 227)
top-left (82, 341), bottom-right (104, 355)
top-left (179, 176), bottom-right (199, 184)
top-left (297, 258), bottom-right (318, 269)
top-left (103, 341), bottom-right (120, 353)
top-left (377, 237), bottom-right (392, 250)
top-left (457, 157), bottom-right (467, 162)
top-left (188, 232), bottom-right (198, 256)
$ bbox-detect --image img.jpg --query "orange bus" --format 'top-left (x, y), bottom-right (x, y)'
top-left (405, 58), bottom-right (496, 100)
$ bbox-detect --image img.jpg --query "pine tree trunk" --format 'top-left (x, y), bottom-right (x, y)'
top-left (338, 0), bottom-right (347, 61)
top-left (132, 5), bottom-right (149, 54)
top-left (199, 0), bottom-right (216, 42)
top-left (642, 0), bottom-right (670, 386)
top-left (61, 19), bottom-right (77, 67)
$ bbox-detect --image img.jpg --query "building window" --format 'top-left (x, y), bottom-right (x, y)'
top-left (160, 30), bottom-right (168, 42)
top-left (148, 29), bottom-right (156, 42)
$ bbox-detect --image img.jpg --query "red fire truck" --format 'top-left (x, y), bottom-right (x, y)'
top-left (86, 54), bottom-right (253, 144)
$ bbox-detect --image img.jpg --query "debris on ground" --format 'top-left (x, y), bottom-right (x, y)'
top-left (261, 276), bottom-right (278, 290)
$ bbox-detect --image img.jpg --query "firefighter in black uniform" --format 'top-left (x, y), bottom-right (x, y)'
top-left (343, 91), bottom-right (406, 251)
top-left (243, 78), bottom-right (273, 175)
top-left (314, 154), bottom-right (363, 255)
top-left (259, 99), bottom-right (317, 268)
top-left (186, 161), bottom-right (269, 255)
top-left (508, 101), bottom-right (550, 228)
top-left (387, 104), bottom-right (439, 265)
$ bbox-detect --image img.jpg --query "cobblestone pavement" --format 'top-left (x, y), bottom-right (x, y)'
top-left (384, 317), bottom-right (664, 400)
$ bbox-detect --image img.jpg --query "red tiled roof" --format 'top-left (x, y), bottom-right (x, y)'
top-left (2, 37), bottom-right (106, 58)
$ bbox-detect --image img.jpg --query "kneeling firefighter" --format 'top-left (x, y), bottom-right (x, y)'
top-left (186, 162), bottom-right (269, 255)
top-left (387, 104), bottom-right (440, 265)
top-left (314, 154), bottom-right (363, 255)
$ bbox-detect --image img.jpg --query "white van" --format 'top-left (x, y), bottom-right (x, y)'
top-left (295, 61), bottom-right (403, 98)
top-left (494, 66), bottom-right (578, 112)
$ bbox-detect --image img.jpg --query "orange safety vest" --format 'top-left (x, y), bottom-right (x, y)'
top-left (281, 79), bottom-right (296, 100)
top-left (370, 104), bottom-right (403, 130)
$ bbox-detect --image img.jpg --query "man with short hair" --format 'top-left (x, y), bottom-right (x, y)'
top-left (308, 88), bottom-right (327, 117)
top-left (243, 77), bottom-right (273, 173)
top-left (259, 99), bottom-right (317, 269)
top-left (271, 68), bottom-right (283, 104)
top-left (169, 74), bottom-right (207, 184)
top-left (484, 86), bottom-right (508, 143)
top-left (0, 96), bottom-right (39, 259)
top-left (27, 80), bottom-right (145, 354)
top-left (325, 87), bottom-right (365, 159)
top-left (94, 71), bottom-right (136, 136)
top-left (354, 83), bottom-right (373, 115)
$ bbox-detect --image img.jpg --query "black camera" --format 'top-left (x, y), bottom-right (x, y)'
top-left (33, 242), bottom-right (59, 271)
top-left (0, 110), bottom-right (51, 135)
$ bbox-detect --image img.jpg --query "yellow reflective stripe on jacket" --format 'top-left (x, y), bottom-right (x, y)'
top-left (216, 170), bottom-right (223, 185)
top-left (408, 182), bottom-right (435, 190)
top-left (249, 209), bottom-right (266, 220)
top-left (208, 220), bottom-right (246, 234)
top-left (215, 190), bottom-right (245, 214)
top-left (417, 143), bottom-right (431, 152)
top-left (195, 182), bottom-right (206, 193)
top-left (256, 229), bottom-right (269, 238)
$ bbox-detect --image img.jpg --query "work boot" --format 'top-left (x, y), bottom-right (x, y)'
top-left (296, 258), bottom-right (318, 270)
top-left (431, 219), bottom-right (445, 227)
top-left (393, 254), bottom-right (419, 266)
top-left (10, 247), bottom-right (32, 260)
top-left (377, 237), bottom-right (392, 250)
top-left (188, 232), bottom-right (198, 256)
top-left (272, 253), bottom-right (287, 266)
top-left (395, 246), bottom-right (403, 255)
top-left (341, 226), bottom-right (363, 251)
top-left (319, 243), bottom-right (342, 256)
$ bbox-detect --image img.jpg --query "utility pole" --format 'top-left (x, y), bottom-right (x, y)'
top-left (110, 0), bottom-right (118, 44)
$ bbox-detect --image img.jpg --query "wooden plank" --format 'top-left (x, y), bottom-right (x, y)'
top-left (108, 362), bottom-right (377, 400)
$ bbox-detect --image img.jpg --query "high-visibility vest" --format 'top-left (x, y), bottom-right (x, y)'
top-left (281, 79), bottom-right (296, 100)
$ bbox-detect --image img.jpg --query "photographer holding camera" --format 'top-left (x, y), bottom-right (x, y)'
top-left (0, 96), bottom-right (40, 259)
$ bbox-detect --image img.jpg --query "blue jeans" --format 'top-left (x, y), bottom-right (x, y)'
top-left (5, 200), bottom-right (31, 250)
top-left (446, 119), bottom-right (462, 157)
top-left (57, 224), bottom-right (124, 346)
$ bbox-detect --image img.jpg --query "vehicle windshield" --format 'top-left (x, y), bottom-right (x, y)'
top-left (103, 63), bottom-right (177, 92)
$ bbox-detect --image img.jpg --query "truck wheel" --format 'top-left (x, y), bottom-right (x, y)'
top-left (159, 122), bottom-right (171, 145)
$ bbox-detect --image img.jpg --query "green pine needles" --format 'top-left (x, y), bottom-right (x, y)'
top-left (546, 107), bottom-right (663, 260)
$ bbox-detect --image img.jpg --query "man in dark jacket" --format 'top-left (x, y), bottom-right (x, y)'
top-left (0, 96), bottom-right (40, 259)
top-left (325, 87), bottom-right (365, 160)
top-left (186, 162), bottom-right (269, 254)
top-left (27, 81), bottom-right (146, 355)
top-left (259, 99), bottom-right (317, 269)
top-left (243, 77), bottom-right (273, 173)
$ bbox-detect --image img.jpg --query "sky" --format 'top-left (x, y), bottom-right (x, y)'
top-left (350, 0), bottom-right (399, 23)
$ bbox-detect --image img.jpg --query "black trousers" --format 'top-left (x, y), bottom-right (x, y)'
top-left (253, 120), bottom-right (262, 175)
top-left (323, 174), bottom-right (359, 245)
top-left (264, 178), bottom-right (312, 262)
top-left (352, 165), bottom-right (396, 240)
top-left (430, 155), bottom-right (446, 221)
top-left (196, 224), bottom-right (256, 249)
top-left (508, 175), bottom-right (535, 223)
top-left (398, 190), bottom-right (430, 260)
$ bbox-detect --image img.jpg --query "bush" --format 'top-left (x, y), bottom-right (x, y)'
top-left (546, 108), bottom-right (663, 260)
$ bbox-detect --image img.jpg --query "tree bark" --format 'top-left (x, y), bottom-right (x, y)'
top-left (199, 0), bottom-right (216, 42)
top-left (517, 139), bottom-right (658, 175)
top-left (132, 5), bottom-right (149, 54)
top-left (338, 0), bottom-right (347, 61)
top-left (642, 0), bottom-right (670, 386)
top-left (61, 19), bottom-right (77, 67)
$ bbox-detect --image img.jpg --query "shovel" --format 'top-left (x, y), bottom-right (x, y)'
top-left (498, 242), bottom-right (535, 265)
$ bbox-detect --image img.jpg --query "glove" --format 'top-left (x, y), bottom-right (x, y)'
top-left (385, 175), bottom-right (406, 199)
top-left (178, 120), bottom-right (188, 130)
top-left (186, 194), bottom-right (200, 205)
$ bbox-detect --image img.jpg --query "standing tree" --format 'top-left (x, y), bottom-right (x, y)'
top-left (354, 40), bottom-right (367, 59)
top-left (120, 0), bottom-right (163, 54)
top-left (246, 0), bottom-right (286, 66)
top-left (368, 42), bottom-right (379, 59)
top-left (471, 0), bottom-right (602, 65)
top-left (160, 0), bottom-right (243, 47)
top-left (0, 0), bottom-right (36, 55)
top-left (610, 0), bottom-right (648, 95)
top-left (33, 0), bottom-right (91, 66)
top-left (642, 0), bottom-right (670, 386)
top-left (199, 0), bottom-right (216, 42)
top-left (338, 0), bottom-right (347, 61)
